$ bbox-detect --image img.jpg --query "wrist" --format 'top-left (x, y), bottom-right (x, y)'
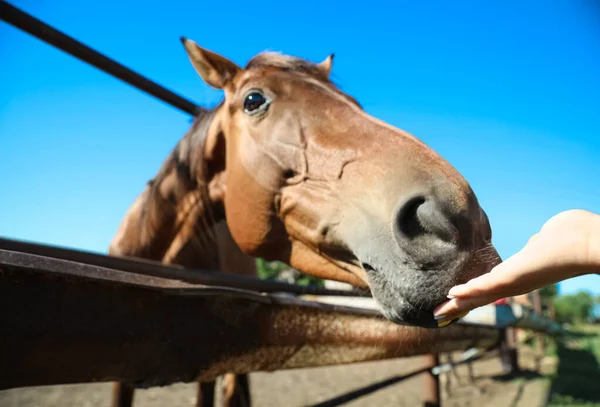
top-left (589, 212), bottom-right (600, 269)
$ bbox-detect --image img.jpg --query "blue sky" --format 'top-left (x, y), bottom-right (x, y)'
top-left (1, 1), bottom-right (599, 296)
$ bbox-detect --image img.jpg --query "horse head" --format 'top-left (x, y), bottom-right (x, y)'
top-left (112, 38), bottom-right (500, 329)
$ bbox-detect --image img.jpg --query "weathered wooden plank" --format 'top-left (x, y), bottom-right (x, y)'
top-left (0, 248), bottom-right (500, 391)
top-left (0, 237), bottom-right (364, 297)
top-left (301, 296), bottom-right (566, 335)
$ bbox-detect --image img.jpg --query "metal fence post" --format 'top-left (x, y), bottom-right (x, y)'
top-left (467, 360), bottom-right (475, 383)
top-left (532, 290), bottom-right (545, 370)
top-left (498, 297), bottom-right (520, 375)
top-left (422, 354), bottom-right (441, 407)
top-left (111, 383), bottom-right (134, 407)
top-left (499, 328), bottom-right (518, 375)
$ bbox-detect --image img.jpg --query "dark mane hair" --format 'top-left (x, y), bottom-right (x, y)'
top-left (150, 102), bottom-right (222, 187)
top-left (245, 52), bottom-right (332, 83)
top-left (136, 102), bottom-right (225, 261)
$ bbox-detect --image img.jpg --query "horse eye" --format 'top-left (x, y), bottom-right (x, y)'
top-left (243, 91), bottom-right (269, 115)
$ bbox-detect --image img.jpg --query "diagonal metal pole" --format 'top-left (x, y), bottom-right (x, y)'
top-left (0, 0), bottom-right (203, 116)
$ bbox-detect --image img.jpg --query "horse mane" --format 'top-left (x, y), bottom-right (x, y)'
top-left (148, 103), bottom-right (222, 190)
top-left (128, 102), bottom-right (224, 263)
top-left (246, 52), bottom-right (333, 83)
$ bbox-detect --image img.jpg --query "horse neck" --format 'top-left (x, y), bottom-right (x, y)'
top-left (162, 194), bottom-right (221, 267)
top-left (158, 178), bottom-right (256, 277)
top-left (108, 170), bottom-right (223, 269)
top-left (109, 107), bottom-right (256, 276)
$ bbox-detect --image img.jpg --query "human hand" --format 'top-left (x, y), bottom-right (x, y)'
top-left (434, 209), bottom-right (600, 323)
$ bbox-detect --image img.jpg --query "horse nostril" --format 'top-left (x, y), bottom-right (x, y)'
top-left (396, 196), bottom-right (427, 238)
top-left (395, 195), bottom-right (458, 242)
top-left (361, 263), bottom-right (376, 272)
top-left (282, 169), bottom-right (296, 179)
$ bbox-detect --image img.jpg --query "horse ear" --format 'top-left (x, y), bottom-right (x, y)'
top-left (317, 53), bottom-right (334, 77)
top-left (181, 37), bottom-right (241, 89)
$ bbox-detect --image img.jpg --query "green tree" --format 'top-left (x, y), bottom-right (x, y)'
top-left (539, 283), bottom-right (559, 299)
top-left (255, 258), bottom-right (325, 287)
top-left (256, 258), bottom-right (286, 280)
top-left (554, 290), bottom-right (595, 324)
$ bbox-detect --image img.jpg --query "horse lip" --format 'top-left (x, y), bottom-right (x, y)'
top-left (362, 262), bottom-right (440, 327)
top-left (384, 306), bottom-right (439, 328)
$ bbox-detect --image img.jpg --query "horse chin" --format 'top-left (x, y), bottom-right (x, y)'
top-left (365, 272), bottom-right (444, 328)
top-left (369, 285), bottom-right (458, 329)
top-left (361, 252), bottom-right (495, 329)
top-left (379, 305), bottom-right (440, 329)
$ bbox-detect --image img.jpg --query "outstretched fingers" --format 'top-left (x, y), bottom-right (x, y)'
top-left (433, 246), bottom-right (535, 322)
top-left (448, 245), bottom-right (535, 298)
top-left (433, 295), bottom-right (496, 321)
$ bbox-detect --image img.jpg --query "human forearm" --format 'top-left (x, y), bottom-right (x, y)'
top-left (586, 211), bottom-right (600, 272)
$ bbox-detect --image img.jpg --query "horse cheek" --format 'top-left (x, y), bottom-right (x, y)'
top-left (224, 162), bottom-right (289, 260)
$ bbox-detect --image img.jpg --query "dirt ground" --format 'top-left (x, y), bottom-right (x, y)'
top-left (0, 346), bottom-right (553, 407)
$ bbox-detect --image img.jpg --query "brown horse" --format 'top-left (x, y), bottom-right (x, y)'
top-left (108, 37), bottom-right (500, 406)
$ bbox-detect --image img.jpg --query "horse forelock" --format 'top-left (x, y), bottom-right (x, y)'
top-left (245, 52), bottom-right (362, 110)
top-left (246, 52), bottom-right (332, 83)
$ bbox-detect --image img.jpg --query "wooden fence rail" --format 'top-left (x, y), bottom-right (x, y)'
top-left (0, 245), bottom-right (501, 391)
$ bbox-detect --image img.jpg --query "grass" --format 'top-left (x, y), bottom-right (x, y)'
top-left (546, 324), bottom-right (600, 407)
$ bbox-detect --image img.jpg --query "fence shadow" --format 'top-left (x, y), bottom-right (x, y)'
top-left (547, 338), bottom-right (600, 405)
top-left (489, 368), bottom-right (543, 383)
